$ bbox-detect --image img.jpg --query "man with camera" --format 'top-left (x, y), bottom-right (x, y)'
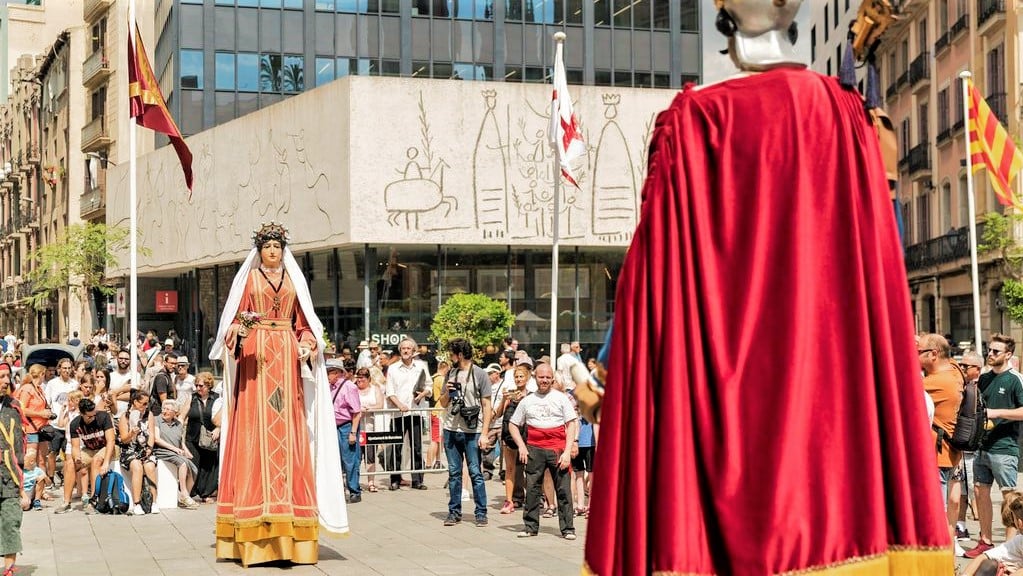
top-left (438, 338), bottom-right (493, 527)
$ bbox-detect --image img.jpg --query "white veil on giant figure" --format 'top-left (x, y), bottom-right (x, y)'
top-left (208, 244), bottom-right (349, 535)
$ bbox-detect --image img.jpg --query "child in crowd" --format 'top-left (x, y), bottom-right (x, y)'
top-left (963, 491), bottom-right (1023, 574)
top-left (19, 450), bottom-right (46, 511)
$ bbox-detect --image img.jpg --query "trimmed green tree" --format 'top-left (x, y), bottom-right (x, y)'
top-left (25, 222), bottom-right (133, 328)
top-left (429, 293), bottom-right (514, 362)
top-left (981, 211), bottom-right (1023, 322)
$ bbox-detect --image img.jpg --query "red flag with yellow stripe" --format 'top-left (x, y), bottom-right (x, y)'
top-left (128, 21), bottom-right (193, 193)
top-left (968, 78), bottom-right (1022, 208)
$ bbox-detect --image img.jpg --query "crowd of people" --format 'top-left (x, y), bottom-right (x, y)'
top-left (0, 326), bottom-right (596, 543)
top-left (327, 335), bottom-right (597, 540)
top-left (922, 333), bottom-right (1023, 575)
top-left (0, 329), bottom-right (222, 518)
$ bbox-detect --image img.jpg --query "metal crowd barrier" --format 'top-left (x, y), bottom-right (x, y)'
top-left (357, 407), bottom-right (446, 478)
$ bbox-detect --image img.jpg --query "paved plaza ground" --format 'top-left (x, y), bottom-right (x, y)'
top-left (16, 472), bottom-right (585, 576)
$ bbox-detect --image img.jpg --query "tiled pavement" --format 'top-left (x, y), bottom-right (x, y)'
top-left (17, 472), bottom-right (585, 575)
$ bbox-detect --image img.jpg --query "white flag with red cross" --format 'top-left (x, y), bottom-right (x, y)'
top-left (549, 39), bottom-right (586, 187)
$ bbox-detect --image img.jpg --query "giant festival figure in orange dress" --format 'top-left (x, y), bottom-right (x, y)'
top-left (209, 222), bottom-right (347, 567)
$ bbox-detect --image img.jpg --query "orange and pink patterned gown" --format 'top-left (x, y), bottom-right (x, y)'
top-left (216, 269), bottom-right (319, 566)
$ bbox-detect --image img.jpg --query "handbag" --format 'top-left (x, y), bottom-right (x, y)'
top-left (198, 426), bottom-right (217, 450)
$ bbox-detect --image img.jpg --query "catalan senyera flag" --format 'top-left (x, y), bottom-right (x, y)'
top-left (968, 78), bottom-right (1023, 208)
top-left (548, 40), bottom-right (585, 187)
top-left (128, 21), bottom-right (193, 194)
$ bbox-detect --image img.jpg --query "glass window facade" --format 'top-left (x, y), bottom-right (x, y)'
top-left (159, 0), bottom-right (699, 138)
top-left (183, 245), bottom-right (623, 372)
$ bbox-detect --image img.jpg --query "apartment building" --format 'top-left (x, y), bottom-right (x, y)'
top-left (876, 0), bottom-right (1017, 343)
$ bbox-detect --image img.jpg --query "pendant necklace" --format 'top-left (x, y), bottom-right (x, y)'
top-left (259, 267), bottom-right (286, 314)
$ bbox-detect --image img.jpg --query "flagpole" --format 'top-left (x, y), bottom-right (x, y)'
top-left (549, 31), bottom-right (566, 361)
top-left (960, 70), bottom-right (983, 355)
top-left (128, 0), bottom-right (139, 384)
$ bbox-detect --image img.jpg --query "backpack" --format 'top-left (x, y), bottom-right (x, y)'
top-left (92, 471), bottom-right (130, 515)
top-left (933, 368), bottom-right (988, 453)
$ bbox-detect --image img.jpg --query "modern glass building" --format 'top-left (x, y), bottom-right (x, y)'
top-left (154, 0), bottom-right (701, 136)
top-left (122, 0), bottom-right (702, 364)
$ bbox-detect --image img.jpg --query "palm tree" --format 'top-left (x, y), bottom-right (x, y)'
top-left (282, 63), bottom-right (304, 92)
top-left (259, 55), bottom-right (282, 92)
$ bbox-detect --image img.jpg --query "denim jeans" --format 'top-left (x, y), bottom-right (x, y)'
top-left (444, 430), bottom-right (487, 518)
top-left (337, 422), bottom-right (361, 496)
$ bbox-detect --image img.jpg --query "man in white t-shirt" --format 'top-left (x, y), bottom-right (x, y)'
top-left (509, 362), bottom-right (578, 540)
top-left (556, 343), bottom-right (581, 386)
top-left (109, 350), bottom-right (136, 418)
top-left (44, 358), bottom-right (79, 483)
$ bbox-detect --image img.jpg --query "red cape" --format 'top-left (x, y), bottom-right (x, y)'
top-left (584, 69), bottom-right (951, 575)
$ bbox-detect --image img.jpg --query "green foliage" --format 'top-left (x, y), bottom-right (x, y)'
top-left (1001, 279), bottom-right (1023, 324)
top-left (429, 293), bottom-right (514, 362)
top-left (981, 212), bottom-right (1023, 281)
top-left (25, 223), bottom-right (133, 310)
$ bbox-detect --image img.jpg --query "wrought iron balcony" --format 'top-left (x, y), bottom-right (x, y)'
top-left (83, 48), bottom-right (111, 89)
top-left (80, 178), bottom-right (105, 220)
top-left (909, 52), bottom-right (930, 87)
top-left (951, 13), bottom-right (970, 37)
top-left (26, 145), bottom-right (39, 165)
top-left (978, 0), bottom-right (1005, 28)
top-left (896, 70), bottom-right (910, 89)
top-left (907, 142), bottom-right (931, 174)
top-left (81, 115), bottom-right (110, 152)
top-left (935, 31), bottom-right (951, 54)
top-left (953, 117), bottom-right (965, 132)
top-left (15, 281), bottom-right (32, 301)
top-left (937, 127), bottom-right (953, 145)
top-left (904, 222), bottom-right (987, 272)
top-left (886, 82), bottom-right (897, 100)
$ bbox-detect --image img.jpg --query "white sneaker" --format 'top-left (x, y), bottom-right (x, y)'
top-left (131, 504), bottom-right (144, 516)
top-left (461, 489), bottom-right (470, 502)
top-left (955, 542), bottom-right (967, 557)
top-left (150, 504), bottom-right (160, 514)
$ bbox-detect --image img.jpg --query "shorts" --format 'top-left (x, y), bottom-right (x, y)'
top-left (80, 446), bottom-right (118, 467)
top-left (974, 451), bottom-right (1019, 489)
top-left (571, 446), bottom-right (594, 473)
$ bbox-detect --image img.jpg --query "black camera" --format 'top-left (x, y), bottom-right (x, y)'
top-left (47, 413), bottom-right (57, 420)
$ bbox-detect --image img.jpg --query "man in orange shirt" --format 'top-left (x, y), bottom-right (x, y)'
top-left (919, 333), bottom-right (965, 543)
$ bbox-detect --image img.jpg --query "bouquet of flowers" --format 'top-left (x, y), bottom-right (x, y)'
top-left (236, 311), bottom-right (263, 338)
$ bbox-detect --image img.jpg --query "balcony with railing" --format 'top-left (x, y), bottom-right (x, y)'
top-left (80, 169), bottom-right (106, 220)
top-left (979, 0), bottom-right (1005, 29)
top-left (83, 48), bottom-right (111, 89)
top-left (81, 115), bottom-right (110, 152)
top-left (909, 52), bottom-right (930, 88)
top-left (15, 280), bottom-right (32, 301)
top-left (84, 0), bottom-right (112, 22)
top-left (951, 12), bottom-right (970, 38)
top-left (937, 126), bottom-right (953, 145)
top-left (907, 142), bottom-right (931, 174)
top-left (897, 69), bottom-right (910, 89)
top-left (935, 30), bottom-right (951, 55)
top-left (886, 81), bottom-right (898, 100)
top-left (905, 222), bottom-right (987, 272)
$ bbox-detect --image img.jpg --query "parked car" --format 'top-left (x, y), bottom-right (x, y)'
top-left (16, 343), bottom-right (85, 378)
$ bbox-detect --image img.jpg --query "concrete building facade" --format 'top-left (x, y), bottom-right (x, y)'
top-left (107, 76), bottom-right (678, 363)
top-left (875, 0), bottom-right (1018, 344)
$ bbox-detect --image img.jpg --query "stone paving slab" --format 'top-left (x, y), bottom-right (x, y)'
top-left (15, 474), bottom-right (585, 575)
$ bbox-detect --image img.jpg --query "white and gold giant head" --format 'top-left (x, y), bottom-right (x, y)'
top-left (714, 0), bottom-right (806, 72)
